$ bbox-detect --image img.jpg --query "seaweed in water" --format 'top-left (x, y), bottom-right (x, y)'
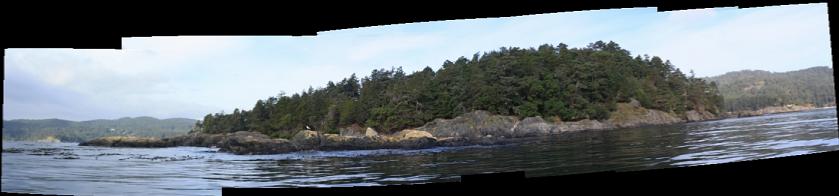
top-left (2, 148), bottom-right (25, 153)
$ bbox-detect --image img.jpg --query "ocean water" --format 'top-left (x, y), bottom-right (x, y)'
top-left (3, 108), bottom-right (837, 195)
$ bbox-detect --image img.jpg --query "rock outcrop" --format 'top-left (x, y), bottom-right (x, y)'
top-left (606, 102), bottom-right (682, 128)
top-left (214, 131), bottom-right (295, 155)
top-left (338, 124), bottom-right (365, 137)
top-left (80, 136), bottom-right (169, 148)
top-left (417, 102), bottom-right (690, 139)
top-left (81, 101), bottom-right (720, 155)
top-left (290, 130), bottom-right (321, 149)
top-left (394, 129), bottom-right (435, 140)
top-left (365, 127), bottom-right (379, 137)
top-left (513, 117), bottom-right (556, 137)
top-left (685, 110), bottom-right (717, 122)
top-left (416, 110), bottom-right (517, 139)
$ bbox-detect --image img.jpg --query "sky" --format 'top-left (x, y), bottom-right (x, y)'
top-left (4, 3), bottom-right (832, 121)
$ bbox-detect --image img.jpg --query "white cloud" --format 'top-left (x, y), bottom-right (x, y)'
top-left (666, 8), bottom-right (718, 23)
top-left (347, 34), bottom-right (443, 62)
top-left (4, 36), bottom-right (252, 120)
top-left (640, 4), bottom-right (830, 76)
top-left (4, 4), bottom-right (831, 120)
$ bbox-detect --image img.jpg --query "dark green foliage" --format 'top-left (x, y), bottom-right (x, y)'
top-left (705, 66), bottom-right (835, 112)
top-left (197, 41), bottom-right (723, 136)
top-left (3, 117), bottom-right (196, 142)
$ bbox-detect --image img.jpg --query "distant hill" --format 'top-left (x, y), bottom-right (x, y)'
top-left (705, 66), bottom-right (835, 112)
top-left (2, 117), bottom-right (197, 142)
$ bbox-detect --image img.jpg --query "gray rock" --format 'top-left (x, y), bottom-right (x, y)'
top-left (393, 129), bottom-right (435, 140)
top-left (216, 131), bottom-right (295, 155)
top-left (558, 119), bottom-right (615, 132)
top-left (339, 124), bottom-right (365, 137)
top-left (291, 130), bottom-right (321, 149)
top-left (513, 116), bottom-right (554, 137)
top-left (685, 110), bottom-right (716, 122)
top-left (416, 110), bottom-right (517, 139)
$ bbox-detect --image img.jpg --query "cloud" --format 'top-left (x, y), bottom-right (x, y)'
top-left (641, 4), bottom-right (831, 76)
top-left (3, 65), bottom-right (107, 120)
top-left (346, 34), bottom-right (443, 62)
top-left (665, 8), bottom-right (718, 23)
top-left (4, 36), bottom-right (247, 120)
top-left (3, 4), bottom-right (831, 121)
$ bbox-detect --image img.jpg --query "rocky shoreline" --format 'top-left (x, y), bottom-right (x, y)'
top-left (80, 101), bottom-right (720, 155)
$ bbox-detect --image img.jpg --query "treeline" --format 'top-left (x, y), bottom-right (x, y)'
top-left (2, 117), bottom-right (196, 142)
top-left (705, 66), bottom-right (835, 112)
top-left (195, 41), bottom-right (724, 138)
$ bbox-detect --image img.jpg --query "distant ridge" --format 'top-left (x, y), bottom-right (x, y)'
top-left (705, 66), bottom-right (835, 112)
top-left (3, 117), bottom-right (197, 142)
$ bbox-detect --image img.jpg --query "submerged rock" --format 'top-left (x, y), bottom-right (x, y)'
top-left (79, 136), bottom-right (169, 148)
top-left (2, 148), bottom-right (25, 153)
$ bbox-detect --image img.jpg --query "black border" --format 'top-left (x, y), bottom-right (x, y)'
top-left (2, 0), bottom-right (837, 195)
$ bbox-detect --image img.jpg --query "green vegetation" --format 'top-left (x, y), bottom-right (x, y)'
top-left (705, 66), bottom-right (835, 112)
top-left (195, 41), bottom-right (724, 137)
top-left (2, 117), bottom-right (195, 142)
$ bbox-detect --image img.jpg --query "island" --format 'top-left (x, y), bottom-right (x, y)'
top-left (79, 41), bottom-right (834, 155)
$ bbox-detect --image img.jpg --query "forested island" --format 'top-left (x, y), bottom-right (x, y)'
top-left (80, 41), bottom-right (734, 154)
top-left (5, 40), bottom-right (832, 155)
top-left (13, 62), bottom-right (830, 146)
top-left (2, 117), bottom-right (195, 142)
top-left (194, 41), bottom-right (724, 138)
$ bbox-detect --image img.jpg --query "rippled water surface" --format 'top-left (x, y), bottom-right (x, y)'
top-left (3, 108), bottom-right (837, 195)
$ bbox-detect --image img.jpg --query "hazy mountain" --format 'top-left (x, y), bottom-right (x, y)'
top-left (705, 66), bottom-right (835, 112)
top-left (3, 117), bottom-right (197, 142)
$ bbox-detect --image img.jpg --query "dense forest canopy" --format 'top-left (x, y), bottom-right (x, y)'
top-left (705, 66), bottom-right (835, 112)
top-left (195, 41), bottom-right (724, 138)
top-left (2, 117), bottom-right (196, 142)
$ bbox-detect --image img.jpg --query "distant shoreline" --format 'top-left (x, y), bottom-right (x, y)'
top-left (722, 104), bottom-right (831, 119)
top-left (6, 104), bottom-right (831, 147)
